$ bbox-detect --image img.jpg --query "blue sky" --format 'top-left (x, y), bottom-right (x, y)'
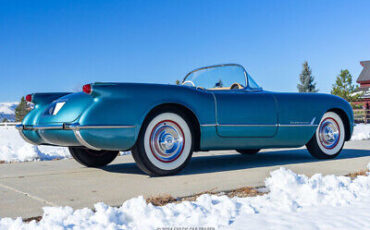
top-left (1, 0), bottom-right (369, 102)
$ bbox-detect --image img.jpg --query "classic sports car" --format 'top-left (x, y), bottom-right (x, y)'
top-left (17, 64), bottom-right (353, 176)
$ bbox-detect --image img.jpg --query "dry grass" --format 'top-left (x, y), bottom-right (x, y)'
top-left (146, 194), bottom-right (177, 206)
top-left (0, 160), bottom-right (5, 164)
top-left (146, 186), bottom-right (266, 206)
top-left (346, 169), bottom-right (369, 179)
top-left (23, 216), bottom-right (42, 223)
top-left (225, 186), bottom-right (265, 198)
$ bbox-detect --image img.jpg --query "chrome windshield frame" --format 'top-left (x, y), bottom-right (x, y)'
top-left (182, 63), bottom-right (262, 91)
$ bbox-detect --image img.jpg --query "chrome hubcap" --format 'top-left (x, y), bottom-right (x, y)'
top-left (319, 118), bottom-right (340, 149)
top-left (150, 120), bottom-right (185, 162)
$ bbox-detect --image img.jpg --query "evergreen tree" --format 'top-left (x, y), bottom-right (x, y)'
top-left (331, 69), bottom-right (360, 102)
top-left (214, 80), bottom-right (223, 88)
top-left (297, 61), bottom-right (318, 93)
top-left (15, 97), bottom-right (30, 122)
top-left (175, 80), bottom-right (181, 85)
top-left (1, 118), bottom-right (8, 123)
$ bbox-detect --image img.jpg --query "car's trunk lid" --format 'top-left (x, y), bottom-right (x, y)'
top-left (38, 92), bottom-right (94, 124)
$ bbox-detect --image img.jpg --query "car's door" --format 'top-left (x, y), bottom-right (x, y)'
top-left (213, 89), bottom-right (278, 138)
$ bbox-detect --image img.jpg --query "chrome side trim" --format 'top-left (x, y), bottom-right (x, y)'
top-left (18, 125), bottom-right (64, 130)
top-left (310, 117), bottom-right (316, 125)
top-left (200, 123), bottom-right (318, 127)
top-left (279, 124), bottom-right (318, 127)
top-left (67, 125), bottom-right (136, 130)
top-left (200, 124), bottom-right (217, 127)
top-left (17, 124), bottom-right (136, 131)
top-left (73, 129), bottom-right (101, 151)
top-left (220, 124), bottom-right (277, 127)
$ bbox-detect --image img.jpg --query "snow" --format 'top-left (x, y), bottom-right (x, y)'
top-left (0, 102), bottom-right (17, 121)
top-left (0, 167), bottom-right (369, 229)
top-left (0, 102), bottom-right (17, 114)
top-left (0, 126), bottom-right (70, 162)
top-left (351, 124), bottom-right (370, 141)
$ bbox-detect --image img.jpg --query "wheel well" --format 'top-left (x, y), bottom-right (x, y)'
top-left (329, 108), bottom-right (351, 141)
top-left (143, 103), bottom-right (201, 151)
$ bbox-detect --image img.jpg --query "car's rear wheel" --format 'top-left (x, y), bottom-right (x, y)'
top-left (69, 147), bottom-right (119, 167)
top-left (306, 111), bottom-right (345, 159)
top-left (236, 149), bottom-right (260, 155)
top-left (132, 110), bottom-right (194, 176)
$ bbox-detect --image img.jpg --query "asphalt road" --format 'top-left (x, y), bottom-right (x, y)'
top-left (0, 140), bottom-right (369, 218)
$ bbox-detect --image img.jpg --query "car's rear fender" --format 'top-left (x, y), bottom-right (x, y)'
top-left (22, 93), bottom-right (71, 126)
top-left (19, 93), bottom-right (71, 145)
top-left (73, 83), bottom-right (215, 150)
top-left (19, 92), bottom-right (95, 146)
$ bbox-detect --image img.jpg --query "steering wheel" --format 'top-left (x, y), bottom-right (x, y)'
top-left (230, 83), bottom-right (243, 90)
top-left (182, 80), bottom-right (195, 87)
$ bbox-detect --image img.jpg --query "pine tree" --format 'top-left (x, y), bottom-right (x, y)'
top-left (297, 61), bottom-right (318, 93)
top-left (15, 97), bottom-right (30, 122)
top-left (331, 69), bottom-right (360, 102)
top-left (214, 80), bottom-right (223, 88)
top-left (175, 80), bottom-right (181, 85)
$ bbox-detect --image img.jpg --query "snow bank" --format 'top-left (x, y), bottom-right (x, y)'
top-left (0, 127), bottom-right (129, 163)
top-left (1, 167), bottom-right (369, 230)
top-left (0, 126), bottom-right (70, 162)
top-left (351, 123), bottom-right (370, 141)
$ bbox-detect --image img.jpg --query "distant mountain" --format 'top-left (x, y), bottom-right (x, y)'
top-left (0, 102), bottom-right (18, 122)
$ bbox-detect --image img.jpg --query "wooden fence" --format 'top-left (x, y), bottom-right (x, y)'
top-left (353, 109), bottom-right (370, 124)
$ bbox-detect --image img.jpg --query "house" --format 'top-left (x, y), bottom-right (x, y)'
top-left (355, 61), bottom-right (370, 109)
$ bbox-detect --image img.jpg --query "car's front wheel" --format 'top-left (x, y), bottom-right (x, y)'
top-left (69, 147), bottom-right (119, 167)
top-left (306, 111), bottom-right (345, 159)
top-left (132, 110), bottom-right (194, 176)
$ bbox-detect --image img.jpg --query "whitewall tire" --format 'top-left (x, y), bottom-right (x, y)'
top-left (132, 110), bottom-right (194, 176)
top-left (306, 111), bottom-right (345, 159)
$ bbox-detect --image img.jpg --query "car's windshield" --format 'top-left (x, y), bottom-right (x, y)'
top-left (182, 64), bottom-right (260, 90)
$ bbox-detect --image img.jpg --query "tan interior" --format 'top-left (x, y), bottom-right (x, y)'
top-left (208, 82), bottom-right (243, 90)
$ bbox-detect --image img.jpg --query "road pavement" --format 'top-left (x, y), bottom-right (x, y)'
top-left (0, 140), bottom-right (369, 218)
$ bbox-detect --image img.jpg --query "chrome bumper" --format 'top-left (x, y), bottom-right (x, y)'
top-left (16, 123), bottom-right (135, 151)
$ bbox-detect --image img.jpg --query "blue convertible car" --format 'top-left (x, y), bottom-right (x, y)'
top-left (17, 64), bottom-right (353, 176)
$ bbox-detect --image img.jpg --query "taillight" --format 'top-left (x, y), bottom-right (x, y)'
top-left (25, 94), bottom-right (33, 102)
top-left (82, 84), bottom-right (92, 94)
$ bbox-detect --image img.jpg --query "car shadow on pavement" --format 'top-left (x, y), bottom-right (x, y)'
top-left (102, 148), bottom-right (370, 176)
top-left (180, 148), bottom-right (370, 175)
top-left (102, 162), bottom-right (146, 175)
